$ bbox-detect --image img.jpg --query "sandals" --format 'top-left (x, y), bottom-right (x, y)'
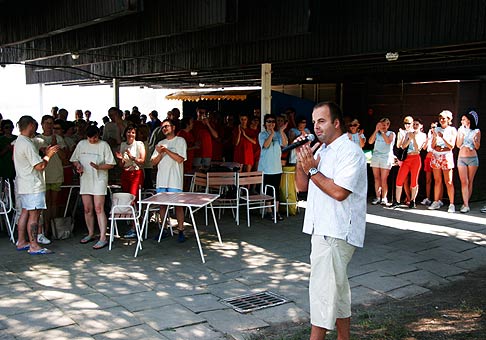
top-left (28, 248), bottom-right (54, 255)
top-left (80, 235), bottom-right (96, 244)
top-left (92, 240), bottom-right (108, 250)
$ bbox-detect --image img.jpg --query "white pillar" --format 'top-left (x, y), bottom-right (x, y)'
top-left (113, 78), bottom-right (120, 108)
top-left (38, 83), bottom-right (44, 114)
top-left (261, 63), bottom-right (271, 122)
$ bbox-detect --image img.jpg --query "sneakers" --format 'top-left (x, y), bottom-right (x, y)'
top-left (438, 200), bottom-right (444, 208)
top-left (177, 231), bottom-right (186, 243)
top-left (37, 234), bottom-right (51, 245)
top-left (123, 229), bottom-right (137, 238)
top-left (409, 200), bottom-right (416, 209)
top-left (481, 206), bottom-right (486, 213)
top-left (428, 201), bottom-right (441, 210)
top-left (371, 197), bottom-right (381, 205)
top-left (460, 205), bottom-right (470, 213)
top-left (420, 198), bottom-right (431, 206)
top-left (389, 201), bottom-right (400, 209)
top-left (380, 198), bottom-right (388, 205)
top-left (447, 204), bottom-right (455, 213)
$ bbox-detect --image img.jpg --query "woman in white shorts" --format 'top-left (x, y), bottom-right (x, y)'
top-left (368, 118), bottom-right (395, 205)
top-left (456, 111), bottom-right (480, 213)
top-left (70, 125), bottom-right (116, 249)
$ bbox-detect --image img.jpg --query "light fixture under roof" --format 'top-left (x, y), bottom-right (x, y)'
top-left (306, 77), bottom-right (313, 81)
top-left (199, 83), bottom-right (205, 87)
top-left (385, 52), bottom-right (399, 61)
top-left (71, 52), bottom-right (80, 60)
top-left (190, 71), bottom-right (198, 76)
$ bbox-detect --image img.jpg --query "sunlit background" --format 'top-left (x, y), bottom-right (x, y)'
top-left (0, 64), bottom-right (182, 133)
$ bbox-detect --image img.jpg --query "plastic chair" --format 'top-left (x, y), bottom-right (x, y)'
top-left (0, 179), bottom-right (14, 243)
top-left (238, 171), bottom-right (277, 227)
top-left (108, 189), bottom-right (143, 256)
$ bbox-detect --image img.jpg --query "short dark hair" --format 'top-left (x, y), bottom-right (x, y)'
top-left (17, 115), bottom-right (37, 131)
top-left (123, 124), bottom-right (138, 137)
top-left (1, 119), bottom-right (14, 129)
top-left (41, 115), bottom-right (53, 124)
top-left (314, 101), bottom-right (345, 133)
top-left (86, 125), bottom-right (100, 137)
top-left (162, 118), bottom-right (175, 126)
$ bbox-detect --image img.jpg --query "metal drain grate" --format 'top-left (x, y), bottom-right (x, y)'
top-left (221, 291), bottom-right (290, 313)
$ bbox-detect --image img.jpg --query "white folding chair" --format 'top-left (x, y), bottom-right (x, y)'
top-left (108, 189), bottom-right (143, 256)
top-left (238, 171), bottom-right (277, 227)
top-left (0, 179), bottom-right (14, 243)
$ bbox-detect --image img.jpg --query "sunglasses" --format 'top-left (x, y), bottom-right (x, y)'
top-left (265, 120), bottom-right (276, 123)
top-left (161, 125), bottom-right (171, 129)
top-left (404, 122), bottom-right (411, 125)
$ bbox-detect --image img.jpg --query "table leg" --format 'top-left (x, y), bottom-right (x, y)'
top-left (63, 187), bottom-right (74, 218)
top-left (188, 206), bottom-right (205, 263)
top-left (158, 205), bottom-right (170, 242)
top-left (209, 203), bottom-right (222, 244)
top-left (135, 204), bottom-right (151, 257)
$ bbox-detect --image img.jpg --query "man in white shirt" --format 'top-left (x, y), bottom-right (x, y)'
top-left (296, 102), bottom-right (367, 340)
top-left (14, 116), bottom-right (59, 255)
top-left (151, 119), bottom-right (187, 242)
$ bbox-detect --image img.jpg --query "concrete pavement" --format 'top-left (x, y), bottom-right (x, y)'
top-left (0, 200), bottom-right (485, 339)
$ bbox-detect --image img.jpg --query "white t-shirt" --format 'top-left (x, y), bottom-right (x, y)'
top-left (38, 134), bottom-right (66, 184)
top-left (302, 134), bottom-right (367, 248)
top-left (120, 141), bottom-right (145, 170)
top-left (70, 139), bottom-right (116, 195)
top-left (13, 135), bottom-right (45, 194)
top-left (151, 136), bottom-right (187, 190)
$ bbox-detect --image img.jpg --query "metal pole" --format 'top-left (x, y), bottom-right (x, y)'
top-left (113, 78), bottom-right (120, 108)
top-left (261, 63), bottom-right (272, 124)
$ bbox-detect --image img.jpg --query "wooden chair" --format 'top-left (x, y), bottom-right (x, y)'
top-left (238, 171), bottom-right (277, 227)
top-left (206, 171), bottom-right (239, 225)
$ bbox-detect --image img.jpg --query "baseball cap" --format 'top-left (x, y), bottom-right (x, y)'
top-left (439, 110), bottom-right (453, 120)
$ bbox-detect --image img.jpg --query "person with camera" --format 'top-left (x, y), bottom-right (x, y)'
top-left (390, 117), bottom-right (427, 208)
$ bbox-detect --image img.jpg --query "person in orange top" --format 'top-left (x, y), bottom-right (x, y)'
top-left (192, 107), bottom-right (218, 169)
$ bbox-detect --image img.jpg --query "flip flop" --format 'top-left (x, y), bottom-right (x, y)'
top-left (92, 240), bottom-right (108, 250)
top-left (16, 245), bottom-right (30, 251)
top-left (80, 235), bottom-right (96, 244)
top-left (28, 248), bottom-right (54, 255)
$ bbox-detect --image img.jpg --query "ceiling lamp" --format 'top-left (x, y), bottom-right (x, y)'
top-left (71, 52), bottom-right (80, 60)
top-left (385, 52), bottom-right (399, 61)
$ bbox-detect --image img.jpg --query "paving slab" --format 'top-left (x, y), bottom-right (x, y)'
top-left (0, 308), bottom-right (75, 336)
top-left (160, 323), bottom-right (227, 340)
top-left (414, 260), bottom-right (468, 278)
top-left (351, 271), bottom-right (413, 293)
top-left (93, 324), bottom-right (168, 340)
top-left (178, 293), bottom-right (227, 313)
top-left (110, 290), bottom-right (175, 312)
top-left (397, 269), bottom-right (450, 288)
top-left (251, 302), bottom-right (309, 324)
top-left (134, 304), bottom-right (206, 331)
top-left (386, 284), bottom-right (431, 300)
top-left (65, 306), bottom-right (141, 335)
top-left (199, 309), bottom-right (269, 335)
top-left (14, 325), bottom-right (94, 340)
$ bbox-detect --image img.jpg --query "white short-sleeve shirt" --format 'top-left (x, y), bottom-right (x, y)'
top-left (13, 135), bottom-right (45, 194)
top-left (70, 139), bottom-right (116, 195)
top-left (302, 134), bottom-right (367, 248)
top-left (151, 136), bottom-right (187, 190)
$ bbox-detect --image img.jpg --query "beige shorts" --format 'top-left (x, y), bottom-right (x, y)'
top-left (309, 235), bottom-right (356, 330)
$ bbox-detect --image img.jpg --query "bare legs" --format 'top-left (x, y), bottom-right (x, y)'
top-left (372, 167), bottom-right (390, 201)
top-left (425, 170), bottom-right (433, 200)
top-left (159, 205), bottom-right (185, 231)
top-left (310, 318), bottom-right (351, 340)
top-left (17, 208), bottom-right (43, 251)
top-left (458, 165), bottom-right (478, 208)
top-left (81, 194), bottom-right (107, 241)
top-left (45, 189), bottom-right (59, 238)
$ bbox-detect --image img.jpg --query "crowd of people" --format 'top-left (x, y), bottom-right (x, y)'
top-left (0, 104), bottom-right (483, 255)
top-left (368, 110), bottom-right (482, 214)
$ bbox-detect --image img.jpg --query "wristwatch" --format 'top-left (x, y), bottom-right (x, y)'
top-left (308, 167), bottom-right (319, 177)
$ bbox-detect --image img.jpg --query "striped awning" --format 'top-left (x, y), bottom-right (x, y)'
top-left (166, 90), bottom-right (257, 101)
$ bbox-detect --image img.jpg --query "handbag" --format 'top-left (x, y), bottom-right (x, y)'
top-left (396, 147), bottom-right (408, 161)
top-left (51, 216), bottom-right (74, 240)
